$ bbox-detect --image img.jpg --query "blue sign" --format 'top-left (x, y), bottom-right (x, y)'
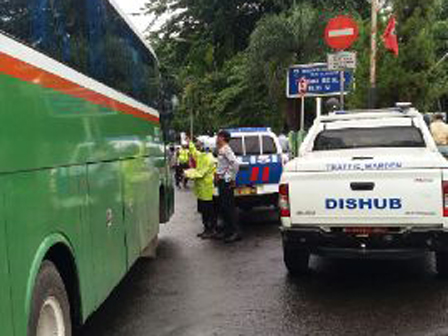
top-left (287, 63), bottom-right (354, 98)
top-left (227, 127), bottom-right (271, 133)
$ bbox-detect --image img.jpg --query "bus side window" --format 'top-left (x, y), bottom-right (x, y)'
top-left (64, 0), bottom-right (88, 74)
top-left (31, 0), bottom-right (77, 67)
top-left (0, 0), bottom-right (30, 42)
top-left (123, 32), bottom-right (160, 108)
top-left (86, 0), bottom-right (107, 82)
top-left (30, 0), bottom-right (53, 51)
top-left (141, 48), bottom-right (160, 108)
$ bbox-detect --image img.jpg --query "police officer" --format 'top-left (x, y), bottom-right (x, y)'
top-left (185, 139), bottom-right (217, 238)
top-left (215, 130), bottom-right (241, 243)
top-left (177, 143), bottom-right (190, 188)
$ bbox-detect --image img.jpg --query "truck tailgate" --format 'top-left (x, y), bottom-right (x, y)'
top-left (237, 154), bottom-right (282, 187)
top-left (289, 169), bottom-right (443, 227)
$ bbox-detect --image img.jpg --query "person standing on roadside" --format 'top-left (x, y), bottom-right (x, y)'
top-left (185, 138), bottom-right (217, 239)
top-left (431, 114), bottom-right (448, 159)
top-left (430, 114), bottom-right (448, 145)
top-left (168, 146), bottom-right (177, 171)
top-left (177, 143), bottom-right (190, 188)
top-left (215, 130), bottom-right (241, 243)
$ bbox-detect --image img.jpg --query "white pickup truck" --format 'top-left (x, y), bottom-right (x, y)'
top-left (279, 105), bottom-right (448, 276)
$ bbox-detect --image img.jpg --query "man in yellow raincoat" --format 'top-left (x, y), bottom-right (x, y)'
top-left (185, 139), bottom-right (217, 239)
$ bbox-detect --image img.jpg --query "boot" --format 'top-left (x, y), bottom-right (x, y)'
top-left (201, 230), bottom-right (214, 239)
top-left (196, 230), bottom-right (207, 238)
top-left (212, 231), bottom-right (227, 240)
top-left (224, 233), bottom-right (242, 244)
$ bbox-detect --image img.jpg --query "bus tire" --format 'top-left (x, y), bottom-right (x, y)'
top-left (28, 261), bottom-right (72, 336)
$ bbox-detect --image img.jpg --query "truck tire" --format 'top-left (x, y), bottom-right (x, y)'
top-left (239, 205), bottom-right (253, 213)
top-left (283, 243), bottom-right (310, 276)
top-left (28, 261), bottom-right (72, 336)
top-left (436, 252), bottom-right (448, 278)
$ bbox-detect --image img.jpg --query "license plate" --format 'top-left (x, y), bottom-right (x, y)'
top-left (235, 187), bottom-right (256, 196)
top-left (344, 227), bottom-right (389, 236)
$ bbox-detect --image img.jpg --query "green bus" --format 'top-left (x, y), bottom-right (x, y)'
top-left (0, 1), bottom-right (174, 335)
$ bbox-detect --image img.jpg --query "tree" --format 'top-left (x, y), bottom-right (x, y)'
top-left (145, 0), bottom-right (286, 67)
top-left (147, 0), bottom-right (293, 133)
top-left (148, 0), bottom-right (448, 135)
top-left (349, 0), bottom-right (448, 111)
top-left (246, 3), bottom-right (324, 129)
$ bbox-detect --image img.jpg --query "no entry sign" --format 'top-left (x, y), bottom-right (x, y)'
top-left (324, 15), bottom-right (359, 50)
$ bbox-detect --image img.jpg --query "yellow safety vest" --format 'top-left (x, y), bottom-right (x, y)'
top-left (185, 142), bottom-right (216, 201)
top-left (178, 148), bottom-right (190, 164)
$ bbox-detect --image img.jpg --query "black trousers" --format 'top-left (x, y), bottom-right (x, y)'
top-left (217, 180), bottom-right (240, 235)
top-left (175, 163), bottom-right (189, 186)
top-left (198, 200), bottom-right (216, 231)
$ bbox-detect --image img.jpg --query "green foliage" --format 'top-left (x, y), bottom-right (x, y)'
top-left (349, 0), bottom-right (448, 111)
top-left (247, 4), bottom-right (324, 104)
top-left (148, 0), bottom-right (448, 134)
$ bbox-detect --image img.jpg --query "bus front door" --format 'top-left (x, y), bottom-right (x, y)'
top-left (87, 162), bottom-right (127, 306)
top-left (0, 208), bottom-right (13, 336)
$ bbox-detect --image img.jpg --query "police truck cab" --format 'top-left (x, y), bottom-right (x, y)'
top-left (228, 128), bottom-right (284, 210)
top-left (279, 105), bottom-right (448, 276)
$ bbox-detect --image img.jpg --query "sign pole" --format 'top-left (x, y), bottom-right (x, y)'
top-left (369, 0), bottom-right (378, 108)
top-left (190, 110), bottom-right (194, 139)
top-left (316, 97), bottom-right (322, 118)
top-left (340, 70), bottom-right (345, 110)
top-left (300, 95), bottom-right (305, 133)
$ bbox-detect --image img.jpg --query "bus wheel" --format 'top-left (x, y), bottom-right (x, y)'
top-left (29, 261), bottom-right (72, 336)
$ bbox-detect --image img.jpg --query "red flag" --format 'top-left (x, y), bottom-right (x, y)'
top-left (383, 16), bottom-right (399, 56)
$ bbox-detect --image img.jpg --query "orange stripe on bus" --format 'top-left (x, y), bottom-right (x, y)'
top-left (0, 52), bottom-right (159, 124)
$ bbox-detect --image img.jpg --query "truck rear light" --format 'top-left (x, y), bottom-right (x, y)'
top-left (443, 181), bottom-right (448, 217)
top-left (279, 183), bottom-right (290, 217)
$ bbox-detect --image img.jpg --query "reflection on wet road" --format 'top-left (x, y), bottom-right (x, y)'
top-left (81, 189), bottom-right (448, 336)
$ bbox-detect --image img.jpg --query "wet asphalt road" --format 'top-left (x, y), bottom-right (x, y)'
top-left (81, 189), bottom-right (448, 336)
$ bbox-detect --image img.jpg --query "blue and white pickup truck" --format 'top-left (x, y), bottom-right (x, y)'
top-left (227, 127), bottom-right (286, 210)
top-left (279, 105), bottom-right (448, 276)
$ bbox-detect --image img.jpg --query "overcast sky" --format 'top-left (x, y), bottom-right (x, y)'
top-left (115, 0), bottom-right (149, 32)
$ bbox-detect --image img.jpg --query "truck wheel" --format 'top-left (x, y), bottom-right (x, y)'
top-left (283, 243), bottom-right (310, 276)
top-left (240, 205), bottom-right (253, 212)
top-left (28, 261), bottom-right (72, 336)
top-left (436, 252), bottom-right (448, 278)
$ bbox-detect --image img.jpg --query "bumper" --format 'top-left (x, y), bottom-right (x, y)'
top-left (281, 226), bottom-right (448, 259)
top-left (235, 193), bottom-right (278, 208)
top-left (213, 184), bottom-right (279, 196)
top-left (234, 183), bottom-right (279, 196)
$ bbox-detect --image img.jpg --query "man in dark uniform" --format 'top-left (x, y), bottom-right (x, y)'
top-left (215, 130), bottom-right (241, 243)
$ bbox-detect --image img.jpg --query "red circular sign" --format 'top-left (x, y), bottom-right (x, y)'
top-left (324, 15), bottom-right (359, 50)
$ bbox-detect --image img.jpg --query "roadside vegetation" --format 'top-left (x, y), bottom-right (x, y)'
top-left (145, 0), bottom-right (448, 133)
